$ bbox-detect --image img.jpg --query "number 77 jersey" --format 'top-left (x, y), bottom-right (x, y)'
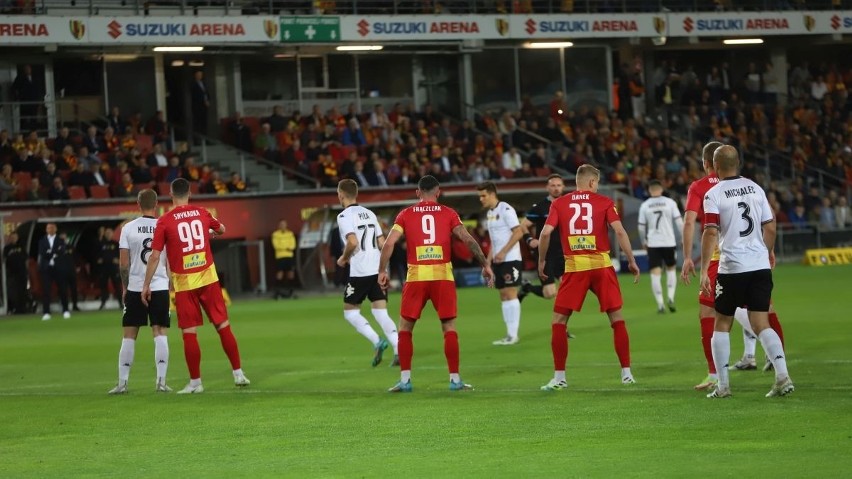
top-left (337, 204), bottom-right (384, 277)
top-left (546, 191), bottom-right (620, 272)
top-left (152, 204), bottom-right (222, 292)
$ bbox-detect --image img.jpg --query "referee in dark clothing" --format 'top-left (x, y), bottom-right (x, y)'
top-left (58, 232), bottom-right (81, 312)
top-left (4, 232), bottom-right (29, 314)
top-left (98, 227), bottom-right (123, 310)
top-left (38, 222), bottom-right (71, 320)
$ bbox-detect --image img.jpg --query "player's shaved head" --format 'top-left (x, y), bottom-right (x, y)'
top-left (713, 145), bottom-right (740, 176)
top-left (170, 178), bottom-right (190, 198)
top-left (418, 175), bottom-right (440, 195)
top-left (337, 179), bottom-right (358, 199)
top-left (702, 141), bottom-right (724, 171)
top-left (575, 164), bottom-right (601, 190)
top-left (137, 189), bottom-right (157, 210)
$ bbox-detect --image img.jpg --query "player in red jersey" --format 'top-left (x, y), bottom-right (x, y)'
top-left (141, 178), bottom-right (249, 394)
top-left (537, 165), bottom-right (640, 391)
top-left (378, 175), bottom-right (493, 393)
top-left (682, 142), bottom-right (787, 390)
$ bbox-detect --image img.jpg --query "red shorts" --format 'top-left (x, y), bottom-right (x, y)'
top-left (698, 260), bottom-right (719, 308)
top-left (400, 280), bottom-right (457, 321)
top-left (174, 281), bottom-right (229, 330)
top-left (554, 267), bottom-right (623, 314)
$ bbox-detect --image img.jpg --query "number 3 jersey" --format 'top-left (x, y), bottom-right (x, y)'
top-left (546, 191), bottom-right (620, 272)
top-left (152, 204), bottom-right (222, 292)
top-left (703, 176), bottom-right (773, 274)
top-left (392, 200), bottom-right (463, 282)
top-left (337, 204), bottom-right (384, 278)
top-left (119, 215), bottom-right (169, 292)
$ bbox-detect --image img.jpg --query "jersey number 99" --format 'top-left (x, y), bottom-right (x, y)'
top-left (177, 219), bottom-right (206, 253)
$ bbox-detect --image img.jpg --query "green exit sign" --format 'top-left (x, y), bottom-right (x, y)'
top-left (281, 16), bottom-right (341, 43)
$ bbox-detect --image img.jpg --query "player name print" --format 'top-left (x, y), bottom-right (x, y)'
top-left (723, 185), bottom-right (757, 199)
top-left (413, 205), bottom-right (442, 212)
top-left (173, 210), bottom-right (200, 220)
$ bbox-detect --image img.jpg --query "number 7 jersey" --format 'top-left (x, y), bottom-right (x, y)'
top-left (546, 191), bottom-right (620, 272)
top-left (337, 204), bottom-right (384, 277)
top-left (392, 200), bottom-right (463, 282)
top-left (152, 204), bottom-right (222, 292)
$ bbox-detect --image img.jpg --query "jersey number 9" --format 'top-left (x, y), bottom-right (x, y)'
top-left (421, 214), bottom-right (435, 244)
top-left (177, 219), bottom-right (206, 253)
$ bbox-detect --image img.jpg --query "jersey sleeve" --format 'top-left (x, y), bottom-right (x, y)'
top-left (605, 199), bottom-right (621, 224)
top-left (685, 182), bottom-right (702, 213)
top-left (448, 208), bottom-right (463, 230)
top-left (118, 225), bottom-right (129, 250)
top-left (670, 199), bottom-right (682, 219)
top-left (151, 216), bottom-right (167, 252)
top-left (337, 212), bottom-right (355, 238)
top-left (391, 209), bottom-right (406, 234)
top-left (759, 190), bottom-right (774, 224)
top-left (374, 216), bottom-right (385, 238)
top-left (206, 209), bottom-right (222, 232)
top-left (703, 191), bottom-right (720, 228)
top-left (637, 203), bottom-right (647, 226)
top-left (503, 203), bottom-right (520, 229)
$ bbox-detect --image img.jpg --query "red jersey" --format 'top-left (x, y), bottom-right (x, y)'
top-left (546, 190), bottom-right (620, 272)
top-left (685, 173), bottom-right (721, 260)
top-left (151, 204), bottom-right (222, 292)
top-left (392, 200), bottom-right (462, 282)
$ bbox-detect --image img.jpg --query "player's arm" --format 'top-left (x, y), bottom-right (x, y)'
top-left (208, 210), bottom-right (225, 236)
top-left (119, 248), bottom-right (130, 294)
top-left (537, 224), bottom-right (554, 280)
top-left (495, 225), bottom-right (523, 263)
top-left (762, 217), bottom-right (777, 268)
top-left (681, 210), bottom-right (698, 282)
top-left (699, 225), bottom-right (718, 295)
top-left (377, 227), bottom-right (401, 289)
top-left (611, 220), bottom-right (640, 283)
top-left (453, 224), bottom-right (493, 287)
top-left (637, 204), bottom-right (647, 248)
top-left (520, 217), bottom-right (539, 249)
top-left (338, 233), bottom-right (358, 266)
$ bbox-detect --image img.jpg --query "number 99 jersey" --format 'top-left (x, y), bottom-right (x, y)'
top-left (392, 200), bottom-right (463, 282)
top-left (337, 204), bottom-right (384, 278)
top-left (152, 205), bottom-right (222, 292)
top-left (119, 215), bottom-right (169, 292)
top-left (546, 191), bottom-right (620, 273)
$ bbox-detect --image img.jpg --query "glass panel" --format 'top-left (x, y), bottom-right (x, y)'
top-left (564, 46), bottom-right (609, 110)
top-left (327, 54), bottom-right (356, 90)
top-left (518, 48), bottom-right (562, 113)
top-left (358, 55), bottom-right (413, 98)
top-left (300, 56), bottom-right (324, 89)
top-left (240, 58), bottom-right (298, 101)
top-left (471, 48), bottom-right (516, 115)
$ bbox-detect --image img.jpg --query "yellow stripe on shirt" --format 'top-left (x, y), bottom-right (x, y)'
top-left (564, 253), bottom-right (612, 273)
top-left (406, 263), bottom-right (454, 282)
top-left (172, 265), bottom-right (219, 292)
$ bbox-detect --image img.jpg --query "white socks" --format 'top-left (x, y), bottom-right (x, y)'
top-left (371, 308), bottom-right (399, 354)
top-left (758, 329), bottom-right (789, 380)
top-left (501, 299), bottom-right (521, 339)
top-left (118, 338), bottom-right (135, 382)
top-left (554, 370), bottom-right (566, 382)
top-left (400, 370), bottom-right (411, 382)
top-left (665, 269), bottom-right (677, 303)
top-left (650, 273), bottom-right (664, 308)
top-left (154, 335), bottom-right (169, 380)
top-left (733, 308), bottom-right (757, 358)
top-left (449, 373), bottom-right (460, 383)
top-left (711, 331), bottom-right (730, 389)
top-left (344, 309), bottom-right (381, 346)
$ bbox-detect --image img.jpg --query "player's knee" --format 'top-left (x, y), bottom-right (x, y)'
top-left (215, 320), bottom-right (231, 331)
top-left (182, 327), bottom-right (198, 334)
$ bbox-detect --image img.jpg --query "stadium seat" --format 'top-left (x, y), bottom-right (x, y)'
top-left (189, 182), bottom-right (200, 195)
top-left (157, 182), bottom-right (170, 195)
top-left (135, 135), bottom-right (153, 156)
top-left (89, 185), bottom-right (111, 199)
top-left (67, 186), bottom-right (86, 200)
top-left (535, 167), bottom-right (552, 177)
top-left (499, 168), bottom-right (515, 179)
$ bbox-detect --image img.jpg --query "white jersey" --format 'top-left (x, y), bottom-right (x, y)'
top-left (337, 204), bottom-right (384, 278)
top-left (703, 176), bottom-right (774, 274)
top-left (486, 201), bottom-right (522, 262)
top-left (638, 195), bottom-right (683, 248)
top-left (118, 216), bottom-right (169, 292)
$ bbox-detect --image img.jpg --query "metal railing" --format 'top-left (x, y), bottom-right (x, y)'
top-left (777, 223), bottom-right (852, 262)
top-left (5, 0), bottom-right (850, 16)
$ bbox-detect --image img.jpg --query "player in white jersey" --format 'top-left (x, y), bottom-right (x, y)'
top-left (477, 181), bottom-right (524, 345)
top-left (109, 189), bottom-right (172, 394)
top-left (335, 179), bottom-right (399, 367)
top-left (699, 145), bottom-right (794, 399)
top-left (638, 180), bottom-right (684, 314)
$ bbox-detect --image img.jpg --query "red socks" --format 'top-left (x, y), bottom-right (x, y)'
top-left (768, 312), bottom-right (785, 349)
top-left (398, 331), bottom-right (413, 371)
top-left (443, 331), bottom-right (459, 374)
top-left (551, 323), bottom-right (568, 371)
top-left (182, 332), bottom-right (201, 380)
top-left (700, 316), bottom-right (716, 374)
top-left (611, 320), bottom-right (631, 368)
top-left (216, 325), bottom-right (242, 370)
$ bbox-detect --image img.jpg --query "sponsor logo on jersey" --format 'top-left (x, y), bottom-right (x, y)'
top-left (568, 235), bottom-right (596, 251)
top-left (182, 251), bottom-right (207, 269)
top-left (416, 245), bottom-right (444, 261)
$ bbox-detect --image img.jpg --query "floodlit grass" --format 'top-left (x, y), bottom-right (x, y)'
top-left (1, 264), bottom-right (851, 477)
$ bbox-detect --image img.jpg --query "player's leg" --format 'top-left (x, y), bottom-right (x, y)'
top-left (150, 290), bottom-right (172, 392)
top-left (707, 272), bottom-right (740, 398)
top-left (745, 271), bottom-right (793, 397)
top-left (494, 262), bottom-right (522, 345)
top-left (695, 261), bottom-right (719, 390)
top-left (665, 251), bottom-right (678, 312)
top-left (433, 281), bottom-right (469, 391)
top-left (40, 270), bottom-right (53, 319)
top-left (763, 302), bottom-right (785, 371)
top-left (542, 272), bottom-right (587, 391)
top-left (273, 264), bottom-right (284, 299)
top-left (199, 282), bottom-right (249, 386)
top-left (389, 281), bottom-right (426, 392)
top-left (343, 277), bottom-right (385, 365)
top-left (174, 290), bottom-right (204, 394)
top-left (369, 288), bottom-right (399, 366)
top-left (650, 265), bottom-right (664, 313)
top-left (110, 325), bottom-right (140, 394)
top-left (593, 268), bottom-right (633, 384)
top-left (730, 307), bottom-right (757, 370)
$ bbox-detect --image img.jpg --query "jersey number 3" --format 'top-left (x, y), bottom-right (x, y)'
top-left (177, 219), bottom-right (206, 252)
top-left (569, 203), bottom-right (593, 235)
top-left (737, 202), bottom-right (754, 237)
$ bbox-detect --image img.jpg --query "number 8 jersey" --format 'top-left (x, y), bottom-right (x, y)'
top-left (119, 215), bottom-right (169, 292)
top-left (703, 176), bottom-right (773, 274)
top-left (337, 204), bottom-right (384, 278)
top-left (392, 200), bottom-right (463, 282)
top-left (546, 190), bottom-right (620, 272)
top-left (152, 205), bottom-right (222, 292)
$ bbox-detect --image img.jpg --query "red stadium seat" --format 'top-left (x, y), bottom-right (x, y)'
top-left (135, 135), bottom-right (153, 156)
top-left (499, 168), bottom-right (515, 179)
top-left (89, 185), bottom-right (111, 199)
top-left (67, 186), bottom-right (86, 200)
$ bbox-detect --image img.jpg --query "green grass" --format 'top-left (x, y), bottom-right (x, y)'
top-left (1, 264), bottom-right (851, 478)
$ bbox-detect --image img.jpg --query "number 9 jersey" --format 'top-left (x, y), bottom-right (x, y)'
top-left (392, 200), bottom-right (463, 282)
top-left (546, 191), bottom-right (620, 273)
top-left (152, 205), bottom-right (222, 292)
top-left (119, 215), bottom-right (169, 292)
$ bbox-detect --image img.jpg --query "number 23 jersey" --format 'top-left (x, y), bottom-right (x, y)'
top-left (119, 216), bottom-right (169, 292)
top-left (546, 191), bottom-right (620, 272)
top-left (152, 204), bottom-right (222, 292)
top-left (392, 200), bottom-right (463, 282)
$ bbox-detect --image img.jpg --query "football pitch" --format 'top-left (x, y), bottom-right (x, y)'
top-left (1, 265), bottom-right (851, 477)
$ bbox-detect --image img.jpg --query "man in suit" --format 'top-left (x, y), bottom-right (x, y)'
top-left (191, 70), bottom-right (210, 137)
top-left (58, 232), bottom-right (81, 311)
top-left (4, 232), bottom-right (29, 314)
top-left (38, 222), bottom-right (71, 320)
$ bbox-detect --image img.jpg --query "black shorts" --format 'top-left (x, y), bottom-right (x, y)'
top-left (494, 260), bottom-right (523, 289)
top-left (123, 290), bottom-right (171, 328)
top-left (276, 257), bottom-right (295, 272)
top-left (343, 274), bottom-right (387, 305)
top-left (647, 247), bottom-right (677, 269)
top-left (541, 255), bottom-right (565, 286)
top-left (715, 269), bottom-right (773, 316)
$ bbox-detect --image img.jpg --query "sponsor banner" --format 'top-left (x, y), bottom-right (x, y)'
top-left (668, 12), bottom-right (810, 36)
top-left (810, 11), bottom-right (852, 33)
top-left (0, 15), bottom-right (88, 44)
top-left (510, 14), bottom-right (662, 39)
top-left (86, 16), bottom-right (278, 43)
top-left (339, 15), bottom-right (510, 41)
top-left (804, 248), bottom-right (852, 266)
